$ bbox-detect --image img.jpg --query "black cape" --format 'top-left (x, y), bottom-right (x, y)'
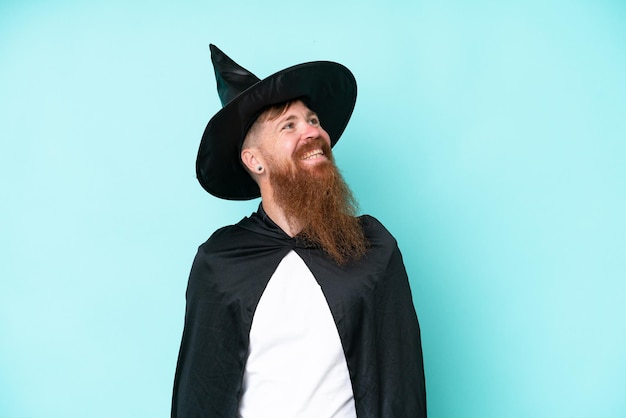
top-left (172, 206), bottom-right (427, 417)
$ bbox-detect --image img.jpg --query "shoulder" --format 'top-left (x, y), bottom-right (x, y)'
top-left (359, 214), bottom-right (397, 245)
top-left (208, 223), bottom-right (246, 243)
top-left (196, 210), bottom-right (283, 257)
top-left (197, 221), bottom-right (251, 254)
top-left (358, 214), bottom-right (404, 266)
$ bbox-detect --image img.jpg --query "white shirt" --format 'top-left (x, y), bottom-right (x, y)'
top-left (238, 250), bottom-right (357, 418)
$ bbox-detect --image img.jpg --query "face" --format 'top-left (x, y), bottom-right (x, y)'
top-left (255, 100), bottom-right (332, 175)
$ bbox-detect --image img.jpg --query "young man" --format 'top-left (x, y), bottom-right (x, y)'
top-left (172, 45), bottom-right (427, 418)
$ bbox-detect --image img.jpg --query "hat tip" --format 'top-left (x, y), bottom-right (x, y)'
top-left (209, 44), bottom-right (221, 54)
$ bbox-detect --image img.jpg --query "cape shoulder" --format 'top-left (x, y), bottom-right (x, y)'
top-left (199, 218), bottom-right (288, 254)
top-left (360, 214), bottom-right (395, 242)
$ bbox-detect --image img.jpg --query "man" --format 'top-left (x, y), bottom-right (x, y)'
top-left (172, 44), bottom-right (427, 418)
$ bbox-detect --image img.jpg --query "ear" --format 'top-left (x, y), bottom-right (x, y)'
top-left (241, 148), bottom-right (264, 175)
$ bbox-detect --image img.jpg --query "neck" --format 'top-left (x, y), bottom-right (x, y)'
top-left (258, 176), bottom-right (303, 237)
top-left (261, 196), bottom-right (301, 237)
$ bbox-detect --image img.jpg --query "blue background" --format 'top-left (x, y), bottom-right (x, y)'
top-left (2, 1), bottom-right (625, 417)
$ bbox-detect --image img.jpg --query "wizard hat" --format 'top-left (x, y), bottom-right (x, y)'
top-left (196, 44), bottom-right (357, 200)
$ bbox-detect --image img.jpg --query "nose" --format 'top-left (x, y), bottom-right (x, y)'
top-left (302, 122), bottom-right (321, 141)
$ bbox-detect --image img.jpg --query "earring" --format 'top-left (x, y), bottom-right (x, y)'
top-left (256, 165), bottom-right (263, 173)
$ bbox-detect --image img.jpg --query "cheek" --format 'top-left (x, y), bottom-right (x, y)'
top-left (320, 129), bottom-right (332, 146)
top-left (264, 140), bottom-right (291, 160)
top-left (282, 139), bottom-right (301, 159)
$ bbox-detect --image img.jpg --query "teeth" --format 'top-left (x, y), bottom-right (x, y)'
top-left (302, 149), bottom-right (324, 160)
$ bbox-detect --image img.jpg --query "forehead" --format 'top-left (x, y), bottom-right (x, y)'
top-left (245, 100), bottom-right (318, 149)
top-left (260, 99), bottom-right (314, 123)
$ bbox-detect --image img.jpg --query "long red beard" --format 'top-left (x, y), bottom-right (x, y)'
top-left (265, 140), bottom-right (368, 265)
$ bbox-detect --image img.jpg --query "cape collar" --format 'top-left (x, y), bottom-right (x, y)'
top-left (238, 203), bottom-right (317, 249)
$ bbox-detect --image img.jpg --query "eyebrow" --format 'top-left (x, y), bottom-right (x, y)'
top-left (277, 110), bottom-right (318, 124)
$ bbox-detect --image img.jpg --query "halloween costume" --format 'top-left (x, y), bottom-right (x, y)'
top-left (172, 45), bottom-right (427, 417)
top-left (172, 206), bottom-right (426, 417)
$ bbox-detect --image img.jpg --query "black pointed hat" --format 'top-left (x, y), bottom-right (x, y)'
top-left (196, 44), bottom-right (357, 200)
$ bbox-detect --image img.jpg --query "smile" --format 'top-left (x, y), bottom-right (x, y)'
top-left (301, 149), bottom-right (325, 160)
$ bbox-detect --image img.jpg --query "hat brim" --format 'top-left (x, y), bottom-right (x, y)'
top-left (196, 61), bottom-right (357, 200)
